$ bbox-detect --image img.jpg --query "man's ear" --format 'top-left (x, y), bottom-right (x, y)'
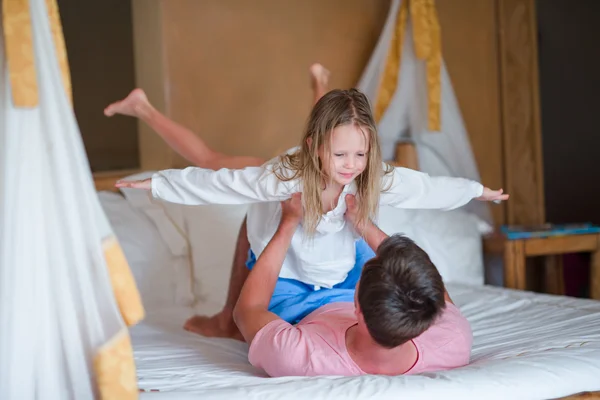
top-left (355, 304), bottom-right (366, 325)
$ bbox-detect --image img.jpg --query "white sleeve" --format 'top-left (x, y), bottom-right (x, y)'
top-left (151, 166), bottom-right (297, 205)
top-left (379, 167), bottom-right (484, 210)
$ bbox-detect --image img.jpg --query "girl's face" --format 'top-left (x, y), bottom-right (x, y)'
top-left (319, 124), bottom-right (369, 187)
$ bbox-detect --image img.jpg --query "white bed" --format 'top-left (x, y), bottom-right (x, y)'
top-left (132, 284), bottom-right (600, 400)
top-left (97, 187), bottom-right (600, 400)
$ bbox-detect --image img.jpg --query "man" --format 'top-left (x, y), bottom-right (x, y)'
top-left (233, 193), bottom-right (472, 377)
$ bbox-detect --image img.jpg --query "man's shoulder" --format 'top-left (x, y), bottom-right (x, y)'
top-left (249, 303), bottom-right (362, 377)
top-left (414, 302), bottom-right (472, 352)
top-left (312, 301), bottom-right (356, 315)
top-left (431, 303), bottom-right (471, 334)
top-left (299, 302), bottom-right (356, 323)
top-left (409, 303), bottom-right (472, 374)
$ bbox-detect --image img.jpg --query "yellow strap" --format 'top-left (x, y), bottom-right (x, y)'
top-left (3, 0), bottom-right (38, 107)
top-left (374, 0), bottom-right (408, 123)
top-left (2, 0), bottom-right (72, 108)
top-left (45, 0), bottom-right (72, 105)
top-left (412, 0), bottom-right (441, 131)
top-left (94, 329), bottom-right (139, 400)
top-left (103, 236), bottom-right (145, 327)
top-left (374, 0), bottom-right (442, 131)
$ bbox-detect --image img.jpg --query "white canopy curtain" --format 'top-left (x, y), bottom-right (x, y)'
top-left (358, 0), bottom-right (492, 225)
top-left (0, 0), bottom-right (144, 399)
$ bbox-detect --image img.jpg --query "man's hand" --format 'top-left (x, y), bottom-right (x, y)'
top-left (233, 194), bottom-right (301, 344)
top-left (345, 194), bottom-right (388, 252)
top-left (281, 193), bottom-right (303, 226)
top-left (344, 194), bottom-right (365, 232)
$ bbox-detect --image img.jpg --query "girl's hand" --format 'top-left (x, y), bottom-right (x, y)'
top-left (115, 178), bottom-right (151, 190)
top-left (477, 187), bottom-right (509, 202)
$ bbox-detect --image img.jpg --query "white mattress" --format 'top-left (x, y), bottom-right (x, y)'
top-left (132, 283), bottom-right (600, 400)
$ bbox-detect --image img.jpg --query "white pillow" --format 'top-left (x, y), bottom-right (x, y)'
top-left (180, 204), bottom-right (248, 314)
top-left (116, 172), bottom-right (246, 313)
top-left (377, 206), bottom-right (486, 285)
top-left (98, 191), bottom-right (194, 309)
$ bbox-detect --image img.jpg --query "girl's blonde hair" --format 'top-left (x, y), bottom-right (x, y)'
top-left (274, 88), bottom-right (391, 236)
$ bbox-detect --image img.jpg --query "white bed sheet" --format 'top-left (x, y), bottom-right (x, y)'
top-left (133, 283), bottom-right (600, 400)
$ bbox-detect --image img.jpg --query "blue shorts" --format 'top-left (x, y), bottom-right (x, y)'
top-left (245, 239), bottom-right (375, 324)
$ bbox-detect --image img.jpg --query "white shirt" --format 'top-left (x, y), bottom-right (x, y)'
top-left (151, 151), bottom-right (483, 289)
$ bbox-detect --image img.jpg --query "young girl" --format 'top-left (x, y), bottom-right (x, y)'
top-left (107, 64), bottom-right (507, 337)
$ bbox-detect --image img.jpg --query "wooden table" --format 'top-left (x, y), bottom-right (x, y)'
top-left (484, 232), bottom-right (600, 299)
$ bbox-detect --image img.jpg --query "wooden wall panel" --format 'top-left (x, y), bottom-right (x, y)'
top-left (497, 0), bottom-right (545, 225)
top-left (159, 0), bottom-right (390, 168)
top-left (132, 0), bottom-right (173, 171)
top-left (436, 0), bottom-right (505, 225)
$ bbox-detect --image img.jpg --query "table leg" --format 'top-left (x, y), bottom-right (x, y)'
top-left (504, 240), bottom-right (526, 290)
top-left (590, 237), bottom-right (600, 300)
top-left (544, 255), bottom-right (565, 295)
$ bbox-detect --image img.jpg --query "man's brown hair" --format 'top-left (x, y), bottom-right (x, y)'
top-left (358, 235), bottom-right (446, 348)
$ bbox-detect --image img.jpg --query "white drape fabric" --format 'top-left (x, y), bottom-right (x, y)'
top-left (0, 0), bottom-right (129, 398)
top-left (357, 0), bottom-right (491, 224)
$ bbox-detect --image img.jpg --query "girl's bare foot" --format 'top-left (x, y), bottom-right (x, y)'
top-left (183, 310), bottom-right (245, 342)
top-left (104, 88), bottom-right (152, 119)
top-left (309, 63), bottom-right (331, 101)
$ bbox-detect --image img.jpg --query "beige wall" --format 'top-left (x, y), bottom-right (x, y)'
top-left (134, 0), bottom-right (391, 169)
top-left (132, 0), bottom-right (171, 171)
top-left (437, 0), bottom-right (505, 224)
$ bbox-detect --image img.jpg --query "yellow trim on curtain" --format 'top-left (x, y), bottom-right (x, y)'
top-left (374, 0), bottom-right (408, 123)
top-left (93, 229), bottom-right (144, 399)
top-left (374, 0), bottom-right (442, 132)
top-left (2, 0), bottom-right (71, 107)
top-left (3, 0), bottom-right (38, 107)
top-left (94, 328), bottom-right (139, 400)
top-left (45, 0), bottom-right (72, 105)
top-left (103, 236), bottom-right (145, 327)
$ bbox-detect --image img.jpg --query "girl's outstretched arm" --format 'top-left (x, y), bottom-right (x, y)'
top-left (116, 164), bottom-right (297, 207)
top-left (380, 166), bottom-right (509, 210)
